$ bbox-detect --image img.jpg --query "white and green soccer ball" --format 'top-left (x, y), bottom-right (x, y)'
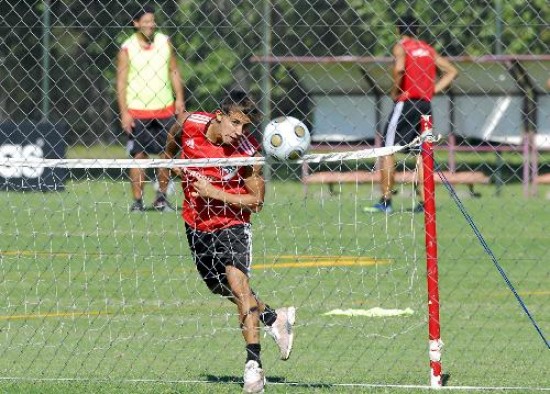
top-left (262, 116), bottom-right (311, 161)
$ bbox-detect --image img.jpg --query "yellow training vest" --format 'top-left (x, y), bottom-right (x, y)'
top-left (122, 32), bottom-right (174, 112)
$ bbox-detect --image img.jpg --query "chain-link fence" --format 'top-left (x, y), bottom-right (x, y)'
top-left (0, 1), bottom-right (548, 392)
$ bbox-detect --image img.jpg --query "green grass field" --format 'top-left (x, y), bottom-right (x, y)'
top-left (0, 174), bottom-right (548, 393)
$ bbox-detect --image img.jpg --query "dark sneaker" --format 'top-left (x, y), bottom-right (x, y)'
top-left (363, 201), bottom-right (393, 214)
top-left (403, 202), bottom-right (425, 213)
top-left (129, 200), bottom-right (145, 213)
top-left (152, 196), bottom-right (175, 212)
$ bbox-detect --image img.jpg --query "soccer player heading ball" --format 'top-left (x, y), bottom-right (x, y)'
top-left (164, 90), bottom-right (296, 393)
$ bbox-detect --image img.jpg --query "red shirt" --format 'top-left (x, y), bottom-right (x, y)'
top-left (181, 112), bottom-right (260, 232)
top-left (397, 38), bottom-right (436, 102)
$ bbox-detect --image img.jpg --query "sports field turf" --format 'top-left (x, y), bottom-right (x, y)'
top-left (0, 176), bottom-right (548, 393)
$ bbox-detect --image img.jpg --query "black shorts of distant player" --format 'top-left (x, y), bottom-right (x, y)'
top-left (383, 99), bottom-right (432, 152)
top-left (126, 117), bottom-right (176, 157)
top-left (185, 223), bottom-right (252, 297)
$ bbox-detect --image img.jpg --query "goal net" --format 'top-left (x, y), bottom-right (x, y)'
top-left (2, 1), bottom-right (548, 391)
top-left (0, 144), bottom-right (433, 387)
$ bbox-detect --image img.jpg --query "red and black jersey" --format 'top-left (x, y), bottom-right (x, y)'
top-left (180, 112), bottom-right (260, 232)
top-left (397, 38), bottom-right (436, 102)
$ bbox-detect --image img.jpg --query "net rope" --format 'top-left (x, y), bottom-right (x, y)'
top-left (0, 135), bottom-right (434, 169)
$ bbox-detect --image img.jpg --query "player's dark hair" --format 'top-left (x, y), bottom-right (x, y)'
top-left (132, 4), bottom-right (155, 22)
top-left (220, 90), bottom-right (262, 124)
top-left (397, 15), bottom-right (419, 36)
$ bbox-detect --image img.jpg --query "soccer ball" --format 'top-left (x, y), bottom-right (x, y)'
top-left (262, 116), bottom-right (311, 161)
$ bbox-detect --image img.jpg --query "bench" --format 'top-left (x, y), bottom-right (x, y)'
top-left (302, 170), bottom-right (490, 196)
top-left (534, 173), bottom-right (550, 184)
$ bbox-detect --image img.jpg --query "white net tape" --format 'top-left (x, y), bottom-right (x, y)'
top-left (0, 144), bottom-right (411, 169)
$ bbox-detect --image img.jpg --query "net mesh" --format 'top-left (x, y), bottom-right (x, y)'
top-left (0, 0), bottom-right (548, 390)
top-left (0, 150), bottom-right (426, 384)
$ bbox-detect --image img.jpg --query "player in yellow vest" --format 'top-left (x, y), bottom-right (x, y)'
top-left (116, 5), bottom-right (187, 212)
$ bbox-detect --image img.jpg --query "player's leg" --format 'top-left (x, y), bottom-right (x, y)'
top-left (126, 119), bottom-right (148, 212)
top-left (381, 102), bottom-right (402, 203)
top-left (217, 225), bottom-right (262, 346)
top-left (219, 225), bottom-right (296, 361)
top-left (152, 118), bottom-right (176, 212)
top-left (364, 102), bottom-right (405, 213)
top-left (154, 165), bottom-right (173, 209)
top-left (127, 119), bottom-right (155, 212)
top-left (185, 224), bottom-right (264, 392)
top-left (226, 265), bottom-right (261, 344)
top-left (411, 100), bottom-right (433, 212)
top-left (185, 224), bottom-right (233, 296)
top-left (225, 267), bottom-right (297, 390)
top-left (218, 225), bottom-right (265, 393)
top-left (185, 224), bottom-right (272, 334)
top-left (380, 154), bottom-right (396, 201)
top-left (221, 287), bottom-right (295, 361)
top-left (129, 152), bottom-right (147, 211)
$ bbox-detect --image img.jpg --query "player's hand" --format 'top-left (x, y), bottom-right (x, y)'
top-left (121, 111), bottom-right (135, 134)
top-left (175, 101), bottom-right (189, 123)
top-left (182, 169), bottom-right (216, 198)
top-left (177, 110), bottom-right (190, 124)
top-left (191, 177), bottom-right (218, 199)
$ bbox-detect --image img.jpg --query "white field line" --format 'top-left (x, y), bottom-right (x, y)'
top-left (0, 377), bottom-right (547, 391)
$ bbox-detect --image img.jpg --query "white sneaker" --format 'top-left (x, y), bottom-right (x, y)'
top-left (265, 306), bottom-right (296, 360)
top-left (243, 360), bottom-right (265, 393)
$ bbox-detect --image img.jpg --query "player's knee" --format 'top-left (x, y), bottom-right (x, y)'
top-left (245, 305), bottom-right (260, 316)
top-left (240, 305), bottom-right (260, 328)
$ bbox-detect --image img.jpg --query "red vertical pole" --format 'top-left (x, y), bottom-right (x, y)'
top-left (420, 114), bottom-right (443, 388)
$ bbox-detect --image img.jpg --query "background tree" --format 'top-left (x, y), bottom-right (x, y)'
top-left (0, 0), bottom-right (548, 146)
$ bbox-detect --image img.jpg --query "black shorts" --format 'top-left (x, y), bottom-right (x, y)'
top-left (127, 117), bottom-right (176, 157)
top-left (383, 100), bottom-right (432, 147)
top-left (185, 223), bottom-right (252, 296)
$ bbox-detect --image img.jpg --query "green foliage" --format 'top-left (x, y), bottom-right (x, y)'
top-left (0, 1), bottom-right (548, 143)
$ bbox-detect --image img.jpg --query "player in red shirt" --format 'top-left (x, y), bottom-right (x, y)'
top-left (164, 91), bottom-right (295, 393)
top-left (364, 15), bottom-right (458, 214)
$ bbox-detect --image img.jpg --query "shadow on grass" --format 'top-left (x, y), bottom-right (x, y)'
top-left (203, 373), bottom-right (452, 388)
top-left (204, 374), bottom-right (336, 388)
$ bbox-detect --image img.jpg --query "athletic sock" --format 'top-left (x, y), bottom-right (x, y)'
top-left (260, 305), bottom-right (277, 326)
top-left (246, 344), bottom-right (262, 367)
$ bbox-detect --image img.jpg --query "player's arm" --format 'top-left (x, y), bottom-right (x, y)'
top-left (434, 55), bottom-right (458, 94)
top-left (390, 43), bottom-right (406, 101)
top-left (168, 43), bottom-right (189, 122)
top-left (164, 122), bottom-right (182, 159)
top-left (116, 49), bottom-right (133, 134)
top-left (190, 160), bottom-right (265, 213)
top-left (162, 122), bottom-right (183, 177)
top-left (240, 162), bottom-right (265, 213)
